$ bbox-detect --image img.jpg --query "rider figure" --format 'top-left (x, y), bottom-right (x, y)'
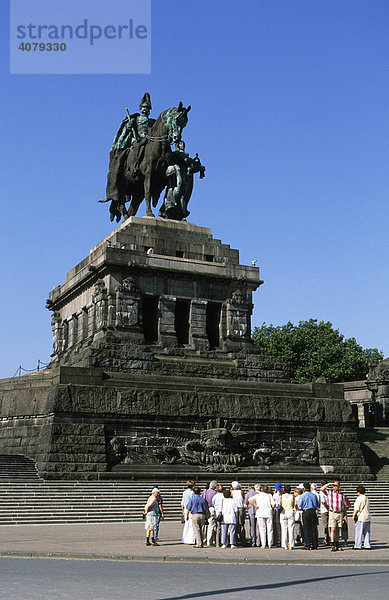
top-left (105, 92), bottom-right (155, 213)
top-left (112, 92), bottom-right (154, 151)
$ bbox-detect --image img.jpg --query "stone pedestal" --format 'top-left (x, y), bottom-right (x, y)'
top-left (0, 367), bottom-right (371, 481)
top-left (46, 217), bottom-right (263, 363)
top-left (0, 216), bottom-right (373, 481)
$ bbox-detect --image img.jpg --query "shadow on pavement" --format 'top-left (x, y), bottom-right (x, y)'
top-left (157, 570), bottom-right (389, 600)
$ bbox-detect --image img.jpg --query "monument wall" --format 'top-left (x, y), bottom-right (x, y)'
top-left (0, 365), bottom-right (370, 480)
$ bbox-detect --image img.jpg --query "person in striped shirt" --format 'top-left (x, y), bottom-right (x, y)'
top-left (320, 481), bottom-right (348, 551)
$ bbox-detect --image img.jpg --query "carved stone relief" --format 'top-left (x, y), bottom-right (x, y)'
top-left (107, 418), bottom-right (318, 472)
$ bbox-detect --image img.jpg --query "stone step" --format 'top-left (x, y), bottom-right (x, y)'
top-left (0, 451), bottom-right (388, 524)
top-left (357, 427), bottom-right (389, 477)
top-left (0, 479), bottom-right (387, 525)
top-left (3, 496), bottom-right (381, 505)
top-left (0, 455), bottom-right (41, 482)
top-left (0, 518), bottom-right (151, 525)
top-left (0, 481), bottom-right (388, 489)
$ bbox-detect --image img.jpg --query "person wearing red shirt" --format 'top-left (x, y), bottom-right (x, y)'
top-left (320, 481), bottom-right (348, 551)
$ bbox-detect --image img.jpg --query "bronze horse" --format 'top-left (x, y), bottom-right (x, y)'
top-left (108, 102), bottom-right (191, 221)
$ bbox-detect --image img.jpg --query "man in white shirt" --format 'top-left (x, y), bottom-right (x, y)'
top-left (212, 484), bottom-right (224, 548)
top-left (319, 479), bottom-right (330, 545)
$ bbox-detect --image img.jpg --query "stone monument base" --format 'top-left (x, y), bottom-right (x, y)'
top-left (0, 217), bottom-right (372, 481)
top-left (0, 365), bottom-right (372, 481)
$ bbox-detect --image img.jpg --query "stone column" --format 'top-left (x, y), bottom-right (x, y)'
top-left (62, 319), bottom-right (69, 351)
top-left (114, 277), bottom-right (143, 343)
top-left (219, 303), bottom-right (228, 342)
top-left (357, 403), bottom-right (366, 428)
top-left (50, 311), bottom-right (63, 358)
top-left (224, 289), bottom-right (251, 350)
top-left (92, 279), bottom-right (108, 338)
top-left (367, 360), bottom-right (389, 426)
top-left (190, 299), bottom-right (209, 351)
top-left (107, 292), bottom-right (116, 330)
top-left (158, 295), bottom-right (177, 348)
top-left (68, 314), bottom-right (78, 348)
top-left (77, 309), bottom-right (87, 344)
top-left (376, 384), bottom-right (389, 425)
top-left (86, 302), bottom-right (94, 338)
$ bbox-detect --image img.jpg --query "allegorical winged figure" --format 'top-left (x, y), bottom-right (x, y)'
top-left (100, 92), bottom-right (205, 222)
top-left (159, 142), bottom-right (205, 221)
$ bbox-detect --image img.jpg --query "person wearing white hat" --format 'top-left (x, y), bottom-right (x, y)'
top-left (231, 481), bottom-right (245, 546)
top-left (143, 488), bottom-right (160, 546)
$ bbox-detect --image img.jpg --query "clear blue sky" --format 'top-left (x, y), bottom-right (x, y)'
top-left (1, 1), bottom-right (388, 378)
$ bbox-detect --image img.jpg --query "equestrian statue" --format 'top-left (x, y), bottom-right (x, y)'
top-left (100, 92), bottom-right (205, 222)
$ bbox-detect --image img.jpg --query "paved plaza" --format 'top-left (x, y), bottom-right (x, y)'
top-left (0, 518), bottom-right (387, 564)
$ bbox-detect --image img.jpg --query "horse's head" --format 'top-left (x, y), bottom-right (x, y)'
top-left (163, 102), bottom-right (191, 144)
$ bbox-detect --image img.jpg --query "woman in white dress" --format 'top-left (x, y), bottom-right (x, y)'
top-left (352, 485), bottom-right (371, 549)
top-left (181, 480), bottom-right (195, 544)
top-left (249, 484), bottom-right (275, 548)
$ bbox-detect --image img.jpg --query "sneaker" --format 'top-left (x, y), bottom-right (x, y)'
top-left (145, 540), bottom-right (151, 546)
top-left (151, 541), bottom-right (160, 546)
top-left (231, 545), bottom-right (237, 549)
top-left (261, 546), bottom-right (266, 549)
top-left (221, 545), bottom-right (227, 549)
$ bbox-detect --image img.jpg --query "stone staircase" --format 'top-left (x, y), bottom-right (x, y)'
top-left (358, 427), bottom-right (389, 480)
top-left (0, 479), bottom-right (387, 526)
top-left (0, 455), bottom-right (41, 482)
top-left (0, 453), bottom-right (387, 525)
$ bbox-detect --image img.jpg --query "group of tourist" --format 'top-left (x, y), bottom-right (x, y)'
top-left (142, 479), bottom-right (371, 550)
top-left (176, 479), bottom-right (371, 550)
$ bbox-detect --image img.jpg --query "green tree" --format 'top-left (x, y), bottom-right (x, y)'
top-left (252, 319), bottom-right (383, 383)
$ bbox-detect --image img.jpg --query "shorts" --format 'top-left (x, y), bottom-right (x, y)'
top-left (145, 512), bottom-right (157, 531)
top-left (329, 511), bottom-right (343, 529)
top-left (237, 507), bottom-right (246, 525)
